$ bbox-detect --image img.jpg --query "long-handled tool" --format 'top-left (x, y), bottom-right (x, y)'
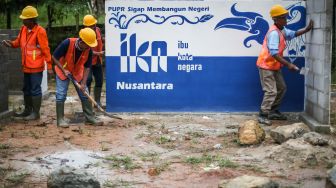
top-left (54, 61), bottom-right (122, 120)
top-left (67, 75), bottom-right (122, 120)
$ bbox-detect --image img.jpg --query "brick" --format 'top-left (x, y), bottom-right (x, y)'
top-left (304, 100), bottom-right (314, 116)
top-left (307, 87), bottom-right (318, 104)
top-left (306, 73), bottom-right (314, 87)
top-left (311, 13), bottom-right (321, 29)
top-left (306, 0), bottom-right (314, 14)
top-left (314, 74), bottom-right (329, 92)
top-left (312, 59), bottom-right (323, 75)
top-left (310, 44), bottom-right (321, 61)
top-left (324, 30), bottom-right (331, 45)
top-left (313, 0), bottom-right (326, 13)
top-left (317, 91), bottom-right (329, 109)
top-left (311, 29), bottom-right (324, 45)
top-left (313, 106), bottom-right (329, 124)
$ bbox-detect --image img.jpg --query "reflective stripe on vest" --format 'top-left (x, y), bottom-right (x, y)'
top-left (92, 27), bottom-right (103, 65)
top-left (20, 25), bottom-right (44, 69)
top-left (256, 25), bottom-right (286, 71)
top-left (55, 38), bottom-right (90, 82)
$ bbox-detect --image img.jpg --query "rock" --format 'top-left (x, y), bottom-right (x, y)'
top-left (218, 175), bottom-right (279, 188)
top-left (148, 167), bottom-right (159, 176)
top-left (47, 167), bottom-right (100, 188)
top-left (303, 132), bottom-right (329, 146)
top-left (327, 165), bottom-right (336, 188)
top-left (270, 123), bottom-right (309, 144)
top-left (269, 138), bottom-right (335, 168)
top-left (238, 120), bottom-right (265, 145)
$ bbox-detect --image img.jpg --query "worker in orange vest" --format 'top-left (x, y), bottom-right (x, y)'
top-left (83, 15), bottom-right (104, 107)
top-left (257, 5), bottom-right (313, 125)
top-left (52, 28), bottom-right (103, 128)
top-left (1, 6), bottom-right (52, 120)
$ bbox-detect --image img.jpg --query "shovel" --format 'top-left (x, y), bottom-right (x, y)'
top-left (67, 75), bottom-right (122, 120)
top-left (54, 61), bottom-right (122, 120)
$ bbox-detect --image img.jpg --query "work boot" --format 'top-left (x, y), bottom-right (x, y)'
top-left (23, 96), bottom-right (41, 120)
top-left (258, 111), bottom-right (272, 126)
top-left (94, 87), bottom-right (102, 107)
top-left (14, 96), bottom-right (32, 118)
top-left (56, 102), bottom-right (69, 128)
top-left (268, 110), bottom-right (287, 120)
top-left (82, 100), bottom-right (104, 126)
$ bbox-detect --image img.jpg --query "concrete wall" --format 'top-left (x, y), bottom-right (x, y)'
top-left (303, 0), bottom-right (333, 132)
top-left (0, 34), bottom-right (10, 114)
top-left (0, 29), bottom-right (48, 95)
top-left (0, 29), bottom-right (23, 93)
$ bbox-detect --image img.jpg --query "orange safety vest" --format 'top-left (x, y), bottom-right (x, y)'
top-left (55, 38), bottom-right (90, 82)
top-left (92, 27), bottom-right (103, 65)
top-left (256, 25), bottom-right (286, 71)
top-left (19, 25), bottom-right (45, 72)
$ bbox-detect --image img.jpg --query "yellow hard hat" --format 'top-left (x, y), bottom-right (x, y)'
top-left (83, 15), bottom-right (97, 26)
top-left (270, 4), bottom-right (288, 18)
top-left (20, 6), bottom-right (38, 19)
top-left (79, 28), bottom-right (97, 47)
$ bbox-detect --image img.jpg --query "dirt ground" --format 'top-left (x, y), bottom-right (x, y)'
top-left (0, 82), bottom-right (335, 188)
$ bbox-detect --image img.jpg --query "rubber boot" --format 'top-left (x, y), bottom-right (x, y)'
top-left (24, 96), bottom-right (41, 120)
top-left (94, 87), bottom-right (102, 107)
top-left (258, 110), bottom-right (272, 126)
top-left (14, 96), bottom-right (32, 118)
top-left (56, 102), bottom-right (69, 128)
top-left (82, 100), bottom-right (103, 126)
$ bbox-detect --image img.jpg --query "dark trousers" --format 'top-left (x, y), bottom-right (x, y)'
top-left (86, 63), bottom-right (103, 89)
top-left (23, 72), bottom-right (43, 97)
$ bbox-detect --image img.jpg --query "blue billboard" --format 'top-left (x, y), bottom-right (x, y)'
top-left (105, 0), bottom-right (306, 112)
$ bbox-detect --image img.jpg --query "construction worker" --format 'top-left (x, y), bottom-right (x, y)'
top-left (1, 6), bottom-right (52, 120)
top-left (83, 15), bottom-right (104, 107)
top-left (52, 28), bottom-right (103, 128)
top-left (257, 4), bottom-right (313, 125)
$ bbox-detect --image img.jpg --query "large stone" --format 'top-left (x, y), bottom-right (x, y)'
top-left (327, 165), bottom-right (336, 188)
top-left (303, 132), bottom-right (329, 146)
top-left (270, 123), bottom-right (309, 144)
top-left (218, 175), bottom-right (279, 188)
top-left (238, 120), bottom-right (265, 145)
top-left (269, 138), bottom-right (335, 169)
top-left (47, 167), bottom-right (100, 188)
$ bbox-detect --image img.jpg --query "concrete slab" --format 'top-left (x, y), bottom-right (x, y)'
top-left (301, 113), bottom-right (330, 134)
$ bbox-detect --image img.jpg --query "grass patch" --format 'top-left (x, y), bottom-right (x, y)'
top-left (137, 151), bottom-right (159, 162)
top-left (128, 119), bottom-right (147, 127)
top-left (104, 155), bottom-right (140, 170)
top-left (29, 131), bottom-right (40, 139)
top-left (0, 144), bottom-right (10, 150)
top-left (155, 136), bottom-right (171, 145)
top-left (187, 131), bottom-right (205, 138)
top-left (135, 133), bottom-right (145, 139)
top-left (185, 156), bottom-right (203, 165)
top-left (5, 171), bottom-right (30, 185)
top-left (184, 154), bottom-right (239, 168)
top-left (217, 158), bottom-right (239, 168)
top-left (153, 162), bottom-right (171, 174)
top-left (243, 164), bottom-right (265, 173)
top-left (104, 179), bottom-right (142, 188)
top-left (0, 166), bottom-right (14, 179)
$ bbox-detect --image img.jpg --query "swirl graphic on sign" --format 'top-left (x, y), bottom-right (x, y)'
top-left (215, 2), bottom-right (306, 60)
top-left (214, 3), bottom-right (269, 48)
top-left (109, 12), bottom-right (213, 29)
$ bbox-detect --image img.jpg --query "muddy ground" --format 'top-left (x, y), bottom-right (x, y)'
top-left (0, 82), bottom-right (335, 188)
